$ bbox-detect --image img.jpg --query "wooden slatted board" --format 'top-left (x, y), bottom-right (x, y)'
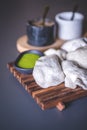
top-left (7, 62), bottom-right (87, 111)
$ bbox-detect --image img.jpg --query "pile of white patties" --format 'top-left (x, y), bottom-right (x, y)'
top-left (33, 37), bottom-right (87, 90)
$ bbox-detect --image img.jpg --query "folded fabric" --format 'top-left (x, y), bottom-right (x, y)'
top-left (44, 48), bottom-right (67, 61)
top-left (66, 46), bottom-right (87, 69)
top-left (61, 38), bottom-right (87, 52)
top-left (62, 60), bottom-right (87, 90)
top-left (33, 54), bottom-right (65, 88)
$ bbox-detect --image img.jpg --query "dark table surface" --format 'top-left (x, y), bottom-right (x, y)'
top-left (1, 0), bottom-right (87, 130)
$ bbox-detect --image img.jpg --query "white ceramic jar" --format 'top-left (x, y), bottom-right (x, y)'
top-left (55, 12), bottom-right (84, 40)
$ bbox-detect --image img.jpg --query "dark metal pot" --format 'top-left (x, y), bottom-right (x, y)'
top-left (26, 18), bottom-right (56, 46)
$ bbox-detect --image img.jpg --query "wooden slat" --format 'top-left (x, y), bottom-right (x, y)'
top-left (32, 83), bottom-right (64, 98)
top-left (56, 102), bottom-right (65, 111)
top-left (7, 62), bottom-right (87, 111)
top-left (38, 88), bottom-right (86, 110)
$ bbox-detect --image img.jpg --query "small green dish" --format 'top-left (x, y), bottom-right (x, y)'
top-left (14, 50), bottom-right (44, 74)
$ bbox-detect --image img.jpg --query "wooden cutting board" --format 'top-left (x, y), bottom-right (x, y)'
top-left (7, 62), bottom-right (87, 111)
top-left (16, 32), bottom-right (87, 53)
top-left (16, 35), bottom-right (65, 53)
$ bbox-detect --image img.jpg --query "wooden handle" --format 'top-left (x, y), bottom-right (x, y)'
top-left (42, 5), bottom-right (50, 25)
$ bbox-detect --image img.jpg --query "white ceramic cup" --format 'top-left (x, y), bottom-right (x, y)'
top-left (55, 12), bottom-right (84, 40)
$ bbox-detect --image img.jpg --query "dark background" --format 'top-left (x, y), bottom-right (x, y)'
top-left (1, 0), bottom-right (87, 130)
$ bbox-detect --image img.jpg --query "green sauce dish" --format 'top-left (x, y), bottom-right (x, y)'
top-left (14, 50), bottom-right (44, 74)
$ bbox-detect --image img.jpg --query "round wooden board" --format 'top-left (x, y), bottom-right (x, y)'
top-left (16, 35), bottom-right (65, 53)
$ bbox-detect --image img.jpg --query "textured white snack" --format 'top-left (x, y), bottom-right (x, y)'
top-left (62, 60), bottom-right (87, 90)
top-left (44, 48), bottom-right (57, 55)
top-left (66, 46), bottom-right (87, 69)
top-left (33, 55), bottom-right (65, 88)
top-left (61, 38), bottom-right (87, 52)
top-left (44, 48), bottom-right (67, 61)
top-left (56, 49), bottom-right (67, 61)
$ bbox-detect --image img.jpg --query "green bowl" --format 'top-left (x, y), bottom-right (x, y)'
top-left (14, 50), bottom-right (44, 74)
